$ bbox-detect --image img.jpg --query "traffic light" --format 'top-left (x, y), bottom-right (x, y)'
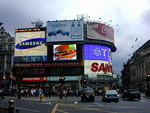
top-left (146, 75), bottom-right (150, 82)
top-left (81, 79), bottom-right (87, 87)
top-left (59, 76), bottom-right (65, 85)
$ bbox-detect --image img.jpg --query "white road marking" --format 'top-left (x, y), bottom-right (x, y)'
top-left (140, 100), bottom-right (146, 102)
top-left (15, 107), bottom-right (40, 112)
top-left (41, 102), bottom-right (52, 105)
top-left (94, 102), bottom-right (105, 106)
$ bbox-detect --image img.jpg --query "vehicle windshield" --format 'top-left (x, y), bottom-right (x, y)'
top-left (128, 89), bottom-right (140, 93)
top-left (82, 88), bottom-right (94, 94)
top-left (105, 90), bottom-right (118, 95)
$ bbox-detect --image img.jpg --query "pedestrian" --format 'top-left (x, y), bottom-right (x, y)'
top-left (63, 90), bottom-right (67, 97)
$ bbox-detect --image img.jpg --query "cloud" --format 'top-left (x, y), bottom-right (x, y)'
top-left (0, 0), bottom-right (150, 75)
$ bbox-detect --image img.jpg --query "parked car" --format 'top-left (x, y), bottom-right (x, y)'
top-left (102, 90), bottom-right (119, 102)
top-left (80, 87), bottom-right (95, 102)
top-left (122, 89), bottom-right (141, 101)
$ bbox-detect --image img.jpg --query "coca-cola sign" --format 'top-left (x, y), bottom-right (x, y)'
top-left (87, 22), bottom-right (114, 43)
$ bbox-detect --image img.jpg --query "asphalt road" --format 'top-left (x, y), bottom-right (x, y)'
top-left (0, 96), bottom-right (150, 113)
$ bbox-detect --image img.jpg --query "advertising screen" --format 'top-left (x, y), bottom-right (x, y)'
top-left (14, 29), bottom-right (47, 62)
top-left (47, 20), bottom-right (84, 42)
top-left (87, 22), bottom-right (114, 44)
top-left (53, 44), bottom-right (77, 60)
top-left (23, 77), bottom-right (47, 82)
top-left (84, 60), bottom-right (112, 76)
top-left (84, 44), bottom-right (112, 62)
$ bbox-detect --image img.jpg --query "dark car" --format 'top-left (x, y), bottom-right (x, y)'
top-left (102, 90), bottom-right (119, 102)
top-left (122, 89), bottom-right (141, 101)
top-left (81, 87), bottom-right (95, 102)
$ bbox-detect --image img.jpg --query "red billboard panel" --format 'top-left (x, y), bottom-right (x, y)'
top-left (23, 77), bottom-right (47, 82)
top-left (87, 22), bottom-right (114, 44)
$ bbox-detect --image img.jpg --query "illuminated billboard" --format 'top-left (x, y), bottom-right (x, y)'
top-left (84, 60), bottom-right (112, 76)
top-left (47, 20), bottom-right (84, 42)
top-left (87, 22), bottom-right (114, 44)
top-left (23, 77), bottom-right (47, 82)
top-left (53, 44), bottom-right (77, 60)
top-left (84, 44), bottom-right (112, 62)
top-left (14, 28), bottom-right (47, 62)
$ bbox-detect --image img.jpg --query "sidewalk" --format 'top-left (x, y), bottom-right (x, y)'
top-left (4, 96), bottom-right (60, 102)
top-left (4, 96), bottom-right (79, 102)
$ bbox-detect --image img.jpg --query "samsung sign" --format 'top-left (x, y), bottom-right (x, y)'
top-left (14, 30), bottom-right (47, 62)
top-left (15, 38), bottom-right (45, 49)
top-left (84, 44), bottom-right (112, 62)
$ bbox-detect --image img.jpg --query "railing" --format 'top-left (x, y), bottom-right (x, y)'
top-left (0, 98), bottom-right (19, 113)
top-left (0, 106), bottom-right (9, 113)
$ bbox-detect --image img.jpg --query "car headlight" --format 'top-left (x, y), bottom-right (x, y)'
top-left (105, 95), bottom-right (107, 98)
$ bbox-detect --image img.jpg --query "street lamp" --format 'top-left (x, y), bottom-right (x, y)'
top-left (145, 74), bottom-right (150, 97)
top-left (59, 76), bottom-right (65, 99)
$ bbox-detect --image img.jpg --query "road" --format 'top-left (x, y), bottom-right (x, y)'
top-left (0, 96), bottom-right (150, 113)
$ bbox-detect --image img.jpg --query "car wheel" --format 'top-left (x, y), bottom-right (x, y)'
top-left (115, 99), bottom-right (119, 102)
top-left (122, 97), bottom-right (125, 100)
top-left (81, 97), bottom-right (84, 102)
top-left (92, 99), bottom-right (94, 102)
top-left (138, 97), bottom-right (141, 100)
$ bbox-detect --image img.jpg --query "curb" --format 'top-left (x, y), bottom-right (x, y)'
top-left (4, 96), bottom-right (59, 102)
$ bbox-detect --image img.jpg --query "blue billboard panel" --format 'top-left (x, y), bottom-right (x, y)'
top-left (14, 56), bottom-right (48, 62)
top-left (84, 44), bottom-right (112, 62)
top-left (47, 20), bottom-right (84, 42)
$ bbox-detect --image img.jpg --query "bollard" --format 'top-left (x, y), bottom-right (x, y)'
top-left (40, 93), bottom-right (44, 102)
top-left (40, 94), bottom-right (42, 102)
top-left (59, 90), bottom-right (63, 99)
top-left (8, 99), bottom-right (15, 113)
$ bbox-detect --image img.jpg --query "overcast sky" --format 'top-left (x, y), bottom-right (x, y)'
top-left (0, 0), bottom-right (150, 75)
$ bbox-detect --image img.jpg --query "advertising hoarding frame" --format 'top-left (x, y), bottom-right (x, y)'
top-left (14, 28), bottom-right (47, 62)
top-left (84, 44), bottom-right (112, 62)
top-left (47, 20), bottom-right (84, 42)
top-left (87, 22), bottom-right (114, 44)
top-left (84, 60), bottom-right (112, 77)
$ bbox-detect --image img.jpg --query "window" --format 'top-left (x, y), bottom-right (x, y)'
top-left (8, 45), bottom-right (12, 50)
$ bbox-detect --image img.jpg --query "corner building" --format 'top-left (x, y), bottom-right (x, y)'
top-left (13, 20), bottom-right (116, 91)
top-left (0, 26), bottom-right (15, 89)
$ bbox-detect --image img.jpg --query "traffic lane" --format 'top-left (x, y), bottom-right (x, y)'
top-left (89, 97), bottom-right (150, 113)
top-left (51, 103), bottom-right (119, 113)
top-left (14, 100), bottom-right (54, 113)
top-left (51, 97), bottom-right (150, 113)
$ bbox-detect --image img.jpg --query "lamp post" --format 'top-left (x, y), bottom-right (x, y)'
top-left (8, 99), bottom-right (15, 113)
top-left (145, 74), bottom-right (150, 97)
top-left (59, 76), bottom-right (65, 99)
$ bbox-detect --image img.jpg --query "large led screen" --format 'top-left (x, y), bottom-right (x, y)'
top-left (47, 20), bottom-right (84, 42)
top-left (84, 60), bottom-right (112, 76)
top-left (53, 44), bottom-right (77, 60)
top-left (87, 22), bottom-right (114, 44)
top-left (14, 30), bottom-right (47, 62)
top-left (84, 44), bottom-right (112, 62)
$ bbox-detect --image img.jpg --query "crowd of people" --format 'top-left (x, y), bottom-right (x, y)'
top-left (0, 87), bottom-right (81, 98)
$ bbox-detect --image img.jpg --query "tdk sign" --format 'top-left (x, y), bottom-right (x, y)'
top-left (16, 38), bottom-right (46, 49)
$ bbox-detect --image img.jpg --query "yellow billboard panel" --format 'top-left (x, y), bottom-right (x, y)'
top-left (15, 31), bottom-right (47, 57)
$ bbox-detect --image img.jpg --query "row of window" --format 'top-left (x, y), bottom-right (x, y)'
top-left (0, 45), bottom-right (14, 51)
top-left (0, 64), bottom-right (11, 70)
top-left (0, 55), bottom-right (12, 59)
top-left (14, 67), bottom-right (82, 76)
